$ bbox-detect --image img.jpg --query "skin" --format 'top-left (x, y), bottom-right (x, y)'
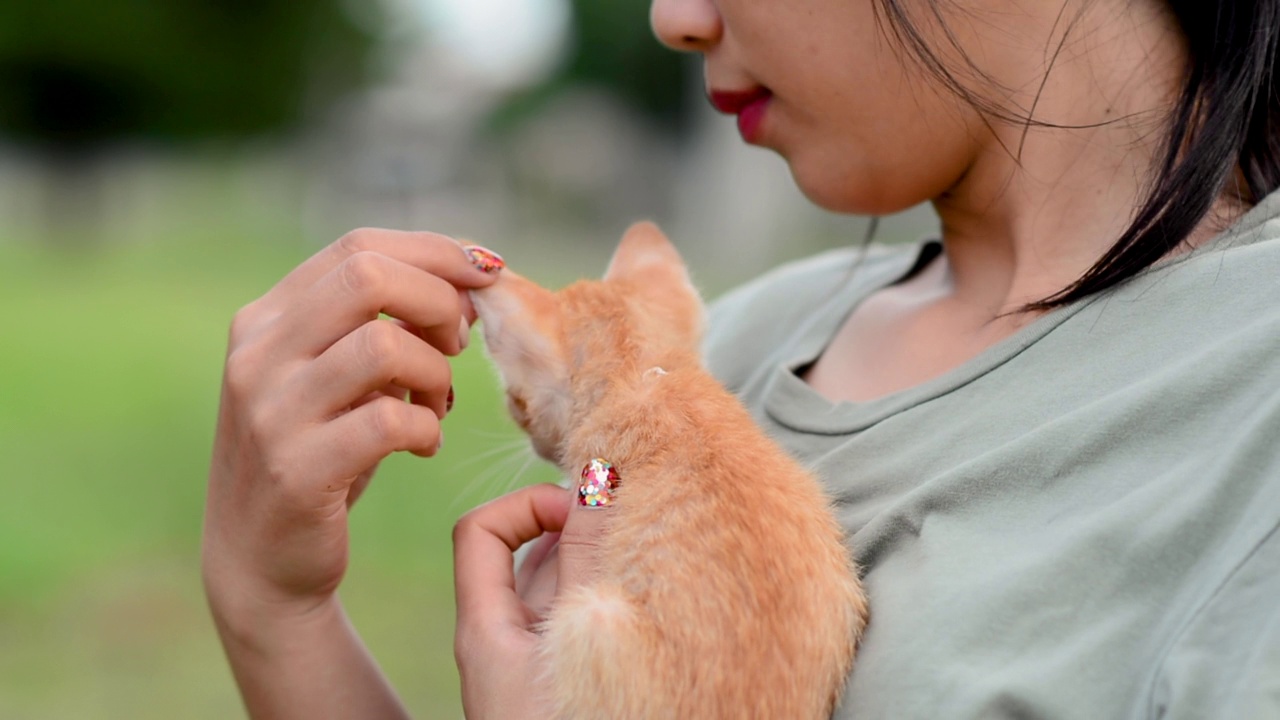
top-left (203, 227), bottom-right (605, 717)
top-left (204, 0), bottom-right (1234, 716)
top-left (652, 0), bottom-right (1238, 402)
top-left (204, 229), bottom-right (482, 718)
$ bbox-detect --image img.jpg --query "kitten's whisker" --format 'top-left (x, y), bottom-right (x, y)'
top-left (466, 428), bottom-right (526, 440)
top-left (449, 444), bottom-right (537, 512)
top-left (481, 445), bottom-right (554, 501)
top-left (503, 453), bottom-right (540, 495)
top-left (454, 438), bottom-right (531, 469)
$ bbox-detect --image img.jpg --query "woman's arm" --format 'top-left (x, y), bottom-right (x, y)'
top-left (203, 229), bottom-right (501, 718)
top-left (209, 593), bottom-right (409, 719)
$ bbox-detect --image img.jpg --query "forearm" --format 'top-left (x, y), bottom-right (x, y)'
top-left (210, 592), bottom-right (411, 720)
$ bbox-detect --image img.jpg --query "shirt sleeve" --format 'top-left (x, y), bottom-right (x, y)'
top-left (1152, 524), bottom-right (1280, 719)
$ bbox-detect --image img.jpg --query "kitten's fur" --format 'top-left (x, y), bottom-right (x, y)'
top-left (471, 223), bottom-right (867, 719)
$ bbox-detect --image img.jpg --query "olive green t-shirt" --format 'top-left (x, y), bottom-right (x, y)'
top-left (702, 195), bottom-right (1280, 719)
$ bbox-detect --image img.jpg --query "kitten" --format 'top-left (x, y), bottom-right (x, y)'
top-left (470, 222), bottom-right (867, 719)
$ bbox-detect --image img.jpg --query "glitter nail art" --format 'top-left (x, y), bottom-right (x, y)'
top-left (464, 245), bottom-right (505, 273)
top-left (579, 458), bottom-right (621, 508)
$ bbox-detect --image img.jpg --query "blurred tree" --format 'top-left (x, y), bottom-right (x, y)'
top-left (0, 1), bottom-right (377, 244)
top-left (494, 0), bottom-right (692, 133)
top-left (0, 0), bottom-right (377, 153)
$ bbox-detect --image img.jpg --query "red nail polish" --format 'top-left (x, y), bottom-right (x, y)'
top-left (446, 385), bottom-right (455, 413)
top-left (464, 245), bottom-right (505, 273)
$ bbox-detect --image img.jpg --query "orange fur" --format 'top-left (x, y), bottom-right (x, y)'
top-left (472, 223), bottom-right (868, 719)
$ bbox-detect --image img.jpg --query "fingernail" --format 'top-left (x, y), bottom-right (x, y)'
top-left (464, 244), bottom-right (505, 274)
top-left (578, 458), bottom-right (620, 508)
top-left (457, 317), bottom-right (471, 350)
top-left (446, 385), bottom-right (455, 413)
top-left (437, 431), bottom-right (445, 452)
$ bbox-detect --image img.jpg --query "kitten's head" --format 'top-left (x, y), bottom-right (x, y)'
top-left (470, 222), bottom-right (705, 466)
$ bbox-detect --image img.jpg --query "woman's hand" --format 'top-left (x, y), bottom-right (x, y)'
top-left (453, 484), bottom-right (609, 719)
top-left (202, 228), bottom-right (501, 717)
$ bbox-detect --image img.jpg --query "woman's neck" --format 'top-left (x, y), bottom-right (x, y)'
top-left (927, 0), bottom-right (1234, 318)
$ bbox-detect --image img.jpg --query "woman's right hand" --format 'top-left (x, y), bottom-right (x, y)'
top-left (202, 228), bottom-right (502, 631)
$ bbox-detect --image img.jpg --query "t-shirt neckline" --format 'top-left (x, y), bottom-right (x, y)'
top-left (762, 194), bottom-right (1280, 435)
top-left (762, 245), bottom-right (1094, 434)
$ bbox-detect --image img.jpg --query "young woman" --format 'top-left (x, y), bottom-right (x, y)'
top-left (203, 0), bottom-right (1280, 717)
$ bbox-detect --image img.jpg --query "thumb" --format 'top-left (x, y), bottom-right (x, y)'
top-left (556, 458), bottom-right (622, 595)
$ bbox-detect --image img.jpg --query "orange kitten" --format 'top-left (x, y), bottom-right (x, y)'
top-left (470, 222), bottom-right (867, 719)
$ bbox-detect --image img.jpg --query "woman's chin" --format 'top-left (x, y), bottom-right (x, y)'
top-left (788, 162), bottom-right (919, 216)
top-left (773, 143), bottom-right (916, 213)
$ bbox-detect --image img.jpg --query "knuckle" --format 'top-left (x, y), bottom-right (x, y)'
top-left (228, 303), bottom-right (261, 347)
top-left (274, 470), bottom-right (315, 506)
top-left (358, 320), bottom-right (403, 371)
top-left (452, 513), bottom-right (477, 546)
top-left (336, 227), bottom-right (378, 256)
top-left (224, 346), bottom-right (261, 397)
top-left (246, 403), bottom-right (280, 446)
top-left (369, 397), bottom-right (410, 445)
top-left (338, 251), bottom-right (390, 297)
top-left (262, 452), bottom-right (294, 489)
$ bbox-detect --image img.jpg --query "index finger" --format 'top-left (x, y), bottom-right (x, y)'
top-left (453, 484), bottom-right (572, 629)
top-left (262, 228), bottom-right (499, 311)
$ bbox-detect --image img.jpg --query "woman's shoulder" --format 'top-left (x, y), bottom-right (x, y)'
top-left (1103, 196), bottom-right (1280, 326)
top-left (700, 242), bottom-right (926, 392)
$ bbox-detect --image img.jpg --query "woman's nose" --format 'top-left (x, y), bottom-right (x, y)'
top-left (650, 0), bottom-right (723, 53)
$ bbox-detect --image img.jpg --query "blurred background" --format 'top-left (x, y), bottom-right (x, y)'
top-left (0, 1), bottom-right (937, 717)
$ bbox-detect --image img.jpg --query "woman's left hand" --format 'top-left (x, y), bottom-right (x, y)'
top-left (452, 483), bottom-right (606, 719)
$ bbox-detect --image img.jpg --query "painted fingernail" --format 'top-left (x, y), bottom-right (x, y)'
top-left (578, 458), bottom-right (620, 508)
top-left (464, 244), bottom-right (505, 273)
top-left (458, 317), bottom-right (471, 350)
top-left (446, 385), bottom-right (455, 413)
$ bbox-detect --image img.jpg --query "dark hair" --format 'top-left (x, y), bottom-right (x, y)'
top-left (876, 0), bottom-right (1280, 310)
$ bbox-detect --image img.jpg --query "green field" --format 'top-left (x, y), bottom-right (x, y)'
top-left (0, 223), bottom-right (560, 718)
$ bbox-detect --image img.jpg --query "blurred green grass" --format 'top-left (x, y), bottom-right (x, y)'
top-left (0, 224), bottom-right (558, 718)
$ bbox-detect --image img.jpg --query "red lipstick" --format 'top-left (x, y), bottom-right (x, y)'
top-left (708, 87), bottom-right (773, 143)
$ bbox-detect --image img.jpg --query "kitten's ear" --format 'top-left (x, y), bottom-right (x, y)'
top-left (605, 222), bottom-right (688, 282)
top-left (604, 222), bottom-right (705, 347)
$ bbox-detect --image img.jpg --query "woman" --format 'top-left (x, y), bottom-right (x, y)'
top-left (203, 0), bottom-right (1280, 717)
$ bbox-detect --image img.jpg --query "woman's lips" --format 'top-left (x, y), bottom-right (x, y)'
top-left (708, 88), bottom-right (773, 143)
